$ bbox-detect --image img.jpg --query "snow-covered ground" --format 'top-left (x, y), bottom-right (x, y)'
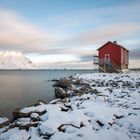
top-left (0, 72), bottom-right (140, 140)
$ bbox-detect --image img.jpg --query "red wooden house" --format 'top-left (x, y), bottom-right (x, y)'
top-left (94, 41), bottom-right (129, 72)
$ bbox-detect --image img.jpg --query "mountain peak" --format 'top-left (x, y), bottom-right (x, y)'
top-left (0, 51), bottom-right (35, 69)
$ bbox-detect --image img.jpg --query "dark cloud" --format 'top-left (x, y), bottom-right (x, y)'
top-left (80, 55), bottom-right (93, 62)
top-left (130, 47), bottom-right (140, 60)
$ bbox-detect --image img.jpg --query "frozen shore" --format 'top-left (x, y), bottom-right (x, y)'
top-left (0, 72), bottom-right (140, 140)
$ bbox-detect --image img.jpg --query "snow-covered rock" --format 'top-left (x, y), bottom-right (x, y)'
top-left (0, 51), bottom-right (35, 69)
top-left (54, 87), bottom-right (67, 98)
top-left (0, 72), bottom-right (140, 140)
top-left (0, 117), bottom-right (9, 128)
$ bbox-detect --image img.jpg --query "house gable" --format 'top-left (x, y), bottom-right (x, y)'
top-left (97, 41), bottom-right (129, 52)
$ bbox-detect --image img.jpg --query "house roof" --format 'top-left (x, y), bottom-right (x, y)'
top-left (97, 41), bottom-right (129, 52)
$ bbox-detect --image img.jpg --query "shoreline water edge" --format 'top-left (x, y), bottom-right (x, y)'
top-left (0, 72), bottom-right (140, 140)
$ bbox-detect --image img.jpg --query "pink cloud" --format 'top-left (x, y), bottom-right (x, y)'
top-left (0, 9), bottom-right (58, 52)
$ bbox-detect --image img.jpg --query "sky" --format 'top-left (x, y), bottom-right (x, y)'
top-left (0, 0), bottom-right (140, 69)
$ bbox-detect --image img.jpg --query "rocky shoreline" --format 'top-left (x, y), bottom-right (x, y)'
top-left (0, 72), bottom-right (140, 140)
top-left (54, 76), bottom-right (99, 99)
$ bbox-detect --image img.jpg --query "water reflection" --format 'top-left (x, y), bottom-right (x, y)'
top-left (0, 70), bottom-right (93, 118)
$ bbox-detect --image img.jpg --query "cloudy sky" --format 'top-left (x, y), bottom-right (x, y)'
top-left (0, 0), bottom-right (140, 69)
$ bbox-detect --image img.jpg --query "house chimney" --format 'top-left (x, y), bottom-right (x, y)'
top-left (113, 41), bottom-right (117, 44)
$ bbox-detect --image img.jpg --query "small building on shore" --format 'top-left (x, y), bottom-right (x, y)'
top-left (94, 41), bottom-right (129, 73)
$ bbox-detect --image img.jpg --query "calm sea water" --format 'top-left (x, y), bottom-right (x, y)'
top-left (0, 70), bottom-right (94, 118)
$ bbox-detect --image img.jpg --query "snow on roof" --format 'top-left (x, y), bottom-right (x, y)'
top-left (97, 41), bottom-right (129, 52)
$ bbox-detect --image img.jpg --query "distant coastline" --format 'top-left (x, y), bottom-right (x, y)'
top-left (0, 68), bottom-right (139, 71)
top-left (0, 68), bottom-right (97, 71)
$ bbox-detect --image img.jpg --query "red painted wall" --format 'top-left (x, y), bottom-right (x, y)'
top-left (98, 42), bottom-right (121, 64)
top-left (121, 48), bottom-right (129, 66)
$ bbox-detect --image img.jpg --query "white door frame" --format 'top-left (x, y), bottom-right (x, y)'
top-left (105, 54), bottom-right (110, 63)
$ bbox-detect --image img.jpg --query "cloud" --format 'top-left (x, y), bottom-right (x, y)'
top-left (80, 55), bottom-right (93, 62)
top-left (37, 59), bottom-right (93, 69)
top-left (129, 59), bottom-right (140, 68)
top-left (45, 0), bottom-right (140, 34)
top-left (0, 9), bottom-right (58, 52)
top-left (0, 2), bottom-right (140, 69)
top-left (60, 22), bottom-right (140, 47)
top-left (130, 48), bottom-right (140, 60)
top-left (29, 54), bottom-right (80, 64)
top-left (0, 3), bottom-right (140, 55)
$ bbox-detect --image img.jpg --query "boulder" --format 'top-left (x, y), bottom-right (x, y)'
top-left (51, 79), bottom-right (59, 82)
top-left (30, 113), bottom-right (40, 121)
top-left (34, 100), bottom-right (47, 106)
top-left (73, 89), bottom-right (85, 96)
top-left (54, 87), bottom-right (67, 98)
top-left (136, 82), bottom-right (140, 88)
top-left (56, 78), bottom-right (72, 88)
top-left (13, 108), bottom-right (32, 119)
top-left (73, 79), bottom-right (82, 85)
top-left (38, 123), bottom-right (54, 139)
top-left (19, 122), bottom-right (38, 130)
top-left (92, 89), bottom-right (100, 94)
top-left (13, 102), bottom-right (47, 119)
top-left (35, 110), bottom-right (47, 116)
top-left (0, 117), bottom-right (10, 128)
top-left (14, 118), bottom-right (38, 130)
top-left (79, 83), bottom-right (94, 94)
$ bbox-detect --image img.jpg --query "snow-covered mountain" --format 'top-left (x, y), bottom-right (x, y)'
top-left (0, 51), bottom-right (35, 69)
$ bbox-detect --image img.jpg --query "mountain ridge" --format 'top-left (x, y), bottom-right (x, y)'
top-left (0, 51), bottom-right (35, 69)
